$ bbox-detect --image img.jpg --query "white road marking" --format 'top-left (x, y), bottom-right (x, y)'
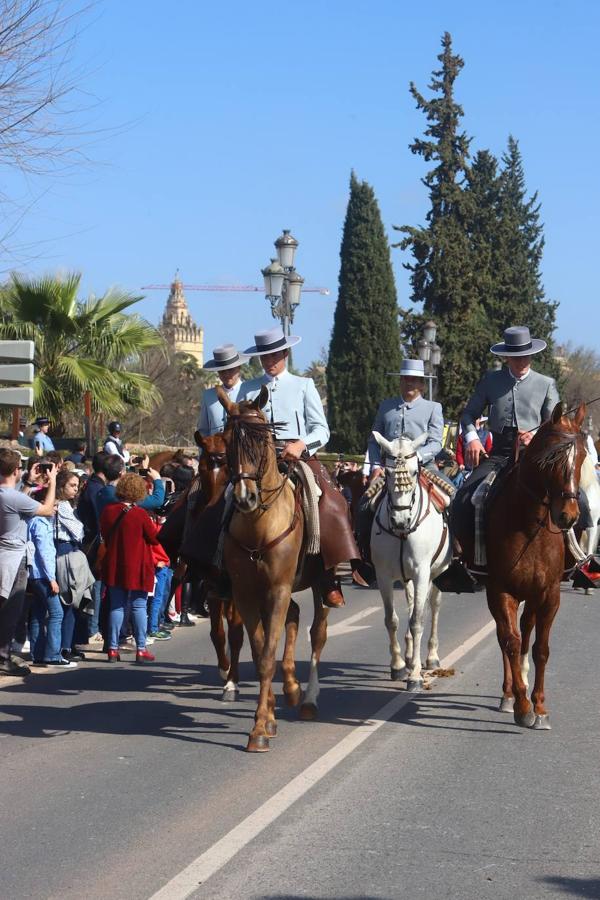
top-left (323, 605), bottom-right (380, 637)
top-left (149, 617), bottom-right (496, 900)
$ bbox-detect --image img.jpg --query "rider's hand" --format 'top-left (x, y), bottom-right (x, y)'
top-left (518, 430), bottom-right (533, 447)
top-left (370, 466), bottom-right (384, 482)
top-left (465, 439), bottom-right (485, 469)
top-left (282, 440), bottom-right (306, 461)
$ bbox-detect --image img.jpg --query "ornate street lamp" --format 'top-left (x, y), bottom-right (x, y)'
top-left (417, 321), bottom-right (441, 400)
top-left (262, 230), bottom-right (304, 338)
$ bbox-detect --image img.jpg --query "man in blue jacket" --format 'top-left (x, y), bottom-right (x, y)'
top-left (197, 344), bottom-right (249, 437)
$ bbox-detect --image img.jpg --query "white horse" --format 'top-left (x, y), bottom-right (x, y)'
top-left (579, 450), bottom-right (600, 557)
top-left (370, 431), bottom-right (452, 690)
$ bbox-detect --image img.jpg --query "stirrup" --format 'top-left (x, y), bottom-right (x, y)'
top-left (433, 560), bottom-right (481, 594)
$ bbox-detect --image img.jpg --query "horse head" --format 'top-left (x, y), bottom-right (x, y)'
top-left (195, 431), bottom-right (228, 503)
top-left (373, 430), bottom-right (427, 530)
top-left (217, 385), bottom-right (276, 513)
top-left (524, 401), bottom-right (587, 530)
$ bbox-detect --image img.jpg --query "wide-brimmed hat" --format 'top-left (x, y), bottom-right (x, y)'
top-left (203, 344), bottom-right (250, 371)
top-left (387, 359), bottom-right (433, 379)
top-left (243, 326), bottom-right (301, 357)
top-left (32, 416), bottom-right (50, 427)
top-left (490, 326), bottom-right (546, 357)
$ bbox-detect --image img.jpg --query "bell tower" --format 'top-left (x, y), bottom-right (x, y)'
top-left (160, 272), bottom-right (204, 366)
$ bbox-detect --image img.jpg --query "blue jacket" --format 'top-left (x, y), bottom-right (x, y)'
top-left (198, 380), bottom-right (244, 436)
top-left (28, 515), bottom-right (57, 582)
top-left (29, 432), bottom-right (55, 452)
top-left (95, 478), bottom-right (166, 517)
top-left (77, 474), bottom-right (105, 539)
top-left (238, 369), bottom-right (329, 454)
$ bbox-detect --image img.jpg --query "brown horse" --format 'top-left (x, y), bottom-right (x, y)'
top-left (218, 385), bottom-right (329, 752)
top-left (158, 434), bottom-right (244, 701)
top-left (458, 402), bottom-right (587, 730)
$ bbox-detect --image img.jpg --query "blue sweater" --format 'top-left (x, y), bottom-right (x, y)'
top-left (95, 478), bottom-right (166, 517)
top-left (28, 516), bottom-right (57, 582)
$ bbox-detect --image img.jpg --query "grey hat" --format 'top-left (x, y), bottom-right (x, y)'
top-left (203, 344), bottom-right (250, 371)
top-left (387, 358), bottom-right (433, 379)
top-left (490, 326), bottom-right (546, 357)
top-left (243, 326), bottom-right (301, 357)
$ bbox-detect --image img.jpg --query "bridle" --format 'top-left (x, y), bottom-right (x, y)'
top-left (225, 412), bottom-right (290, 512)
top-left (517, 428), bottom-right (583, 534)
top-left (376, 452), bottom-right (428, 538)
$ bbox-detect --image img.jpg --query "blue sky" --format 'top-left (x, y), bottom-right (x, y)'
top-left (3, 0), bottom-right (599, 370)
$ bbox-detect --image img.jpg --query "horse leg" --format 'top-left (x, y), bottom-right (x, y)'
top-left (498, 650), bottom-right (515, 713)
top-left (488, 588), bottom-right (533, 727)
top-left (300, 587), bottom-right (330, 720)
top-left (406, 573), bottom-right (430, 690)
top-left (425, 583), bottom-right (442, 670)
top-left (209, 591), bottom-right (229, 683)
top-left (530, 589), bottom-right (560, 730)
top-left (404, 580), bottom-right (415, 668)
top-left (222, 598), bottom-right (243, 702)
top-left (519, 604), bottom-right (536, 691)
top-left (250, 590), bottom-right (290, 748)
top-left (378, 572), bottom-right (404, 680)
top-left (281, 598), bottom-right (302, 707)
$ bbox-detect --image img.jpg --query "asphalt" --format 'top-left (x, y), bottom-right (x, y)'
top-left (0, 580), bottom-right (598, 900)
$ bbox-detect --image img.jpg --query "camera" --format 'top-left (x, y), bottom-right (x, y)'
top-left (138, 467), bottom-right (149, 476)
top-left (38, 462), bottom-right (53, 473)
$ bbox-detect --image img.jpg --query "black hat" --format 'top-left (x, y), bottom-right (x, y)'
top-left (108, 421), bottom-right (122, 433)
top-left (33, 416), bottom-right (50, 427)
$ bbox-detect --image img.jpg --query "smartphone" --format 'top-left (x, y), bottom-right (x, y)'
top-left (138, 467), bottom-right (149, 476)
top-left (38, 462), bottom-right (53, 473)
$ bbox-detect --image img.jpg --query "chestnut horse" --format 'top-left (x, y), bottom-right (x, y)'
top-left (218, 385), bottom-right (329, 753)
top-left (457, 402), bottom-right (587, 730)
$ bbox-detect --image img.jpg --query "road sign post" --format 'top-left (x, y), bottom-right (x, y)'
top-left (0, 342), bottom-right (35, 438)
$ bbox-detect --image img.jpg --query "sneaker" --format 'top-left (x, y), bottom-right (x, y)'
top-left (0, 656), bottom-right (30, 676)
top-left (62, 649), bottom-right (85, 662)
top-left (118, 640), bottom-right (135, 652)
top-left (11, 640), bottom-right (30, 655)
top-left (31, 661), bottom-right (48, 668)
top-left (145, 636), bottom-right (156, 646)
top-left (45, 658), bottom-right (77, 668)
top-left (88, 632), bottom-right (104, 644)
top-left (168, 612), bottom-right (181, 623)
top-left (159, 621), bottom-right (175, 631)
top-left (147, 630), bottom-right (172, 641)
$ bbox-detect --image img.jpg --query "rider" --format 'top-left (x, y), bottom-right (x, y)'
top-left (459, 324), bottom-right (599, 586)
top-left (197, 344), bottom-right (249, 437)
top-left (103, 422), bottom-right (130, 464)
top-left (238, 326), bottom-right (360, 608)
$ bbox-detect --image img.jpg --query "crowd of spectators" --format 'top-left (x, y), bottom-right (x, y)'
top-left (0, 427), bottom-right (202, 680)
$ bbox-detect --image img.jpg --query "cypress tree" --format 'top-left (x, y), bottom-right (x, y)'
top-left (395, 32), bottom-right (486, 418)
top-left (327, 171), bottom-right (401, 453)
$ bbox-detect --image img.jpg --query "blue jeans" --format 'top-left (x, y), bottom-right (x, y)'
top-left (29, 579), bottom-right (64, 662)
top-left (108, 587), bottom-right (147, 650)
top-left (148, 567), bottom-right (173, 633)
top-left (89, 580), bottom-right (103, 636)
top-left (61, 603), bottom-right (77, 652)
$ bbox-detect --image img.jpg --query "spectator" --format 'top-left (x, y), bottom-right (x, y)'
top-left (162, 450), bottom-right (195, 493)
top-left (28, 489), bottom-right (77, 669)
top-left (29, 417), bottom-right (55, 453)
top-left (96, 454), bottom-right (166, 516)
top-left (77, 451), bottom-right (108, 643)
top-left (147, 535), bottom-right (173, 641)
top-left (100, 473), bottom-right (159, 663)
top-left (55, 470), bottom-right (95, 662)
top-left (103, 422), bottom-right (130, 463)
top-left (65, 441), bottom-right (87, 466)
top-left (456, 417), bottom-right (493, 470)
top-left (0, 450), bottom-right (57, 677)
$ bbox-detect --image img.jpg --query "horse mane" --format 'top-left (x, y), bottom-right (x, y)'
top-left (527, 419), bottom-right (582, 475)
top-left (226, 403), bottom-right (286, 468)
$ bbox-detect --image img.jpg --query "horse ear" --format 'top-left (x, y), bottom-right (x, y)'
top-left (551, 401), bottom-right (564, 424)
top-left (372, 431), bottom-right (396, 458)
top-left (412, 432), bottom-right (428, 450)
top-left (573, 402), bottom-right (586, 428)
top-left (194, 430), bottom-right (205, 449)
top-left (253, 385), bottom-right (269, 410)
top-left (216, 385), bottom-right (235, 414)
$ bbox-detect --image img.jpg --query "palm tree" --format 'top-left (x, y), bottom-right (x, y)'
top-left (0, 272), bottom-right (164, 428)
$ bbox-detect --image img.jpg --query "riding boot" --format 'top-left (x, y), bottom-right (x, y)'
top-left (321, 569), bottom-right (345, 608)
top-left (178, 581), bottom-right (196, 626)
top-left (572, 555), bottom-right (600, 590)
top-left (192, 579), bottom-right (210, 618)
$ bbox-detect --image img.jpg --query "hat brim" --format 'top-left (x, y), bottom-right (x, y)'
top-left (243, 335), bottom-right (301, 356)
top-left (386, 371), bottom-right (434, 379)
top-left (203, 354), bottom-right (250, 371)
top-left (490, 338), bottom-right (546, 356)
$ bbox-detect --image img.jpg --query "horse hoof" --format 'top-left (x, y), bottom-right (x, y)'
top-left (246, 735), bottom-right (270, 752)
top-left (532, 714), bottom-right (551, 730)
top-left (514, 708), bottom-right (536, 728)
top-left (425, 659), bottom-right (440, 671)
top-left (285, 685), bottom-right (303, 707)
top-left (499, 696), bottom-right (515, 713)
top-left (406, 679), bottom-right (423, 693)
top-left (265, 720), bottom-right (278, 738)
top-left (221, 689), bottom-right (239, 703)
top-left (300, 702), bottom-right (318, 721)
top-left (390, 667), bottom-right (404, 681)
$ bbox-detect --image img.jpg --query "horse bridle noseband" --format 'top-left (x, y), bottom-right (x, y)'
top-left (226, 413), bottom-right (290, 512)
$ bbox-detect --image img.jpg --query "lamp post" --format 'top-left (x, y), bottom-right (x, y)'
top-left (417, 320), bottom-right (442, 401)
top-left (262, 229), bottom-right (305, 339)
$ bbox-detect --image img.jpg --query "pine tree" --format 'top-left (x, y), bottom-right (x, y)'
top-left (492, 136), bottom-right (559, 380)
top-left (395, 32), bottom-right (486, 417)
top-left (327, 171), bottom-right (401, 453)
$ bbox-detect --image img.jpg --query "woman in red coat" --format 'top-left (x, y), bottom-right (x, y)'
top-left (100, 473), bottom-right (158, 663)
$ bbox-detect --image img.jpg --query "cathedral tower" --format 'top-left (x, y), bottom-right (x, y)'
top-left (160, 273), bottom-right (204, 366)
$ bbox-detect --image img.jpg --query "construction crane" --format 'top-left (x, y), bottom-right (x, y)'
top-left (141, 283), bottom-right (330, 295)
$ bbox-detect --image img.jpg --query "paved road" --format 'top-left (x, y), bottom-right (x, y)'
top-left (0, 581), bottom-right (598, 900)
